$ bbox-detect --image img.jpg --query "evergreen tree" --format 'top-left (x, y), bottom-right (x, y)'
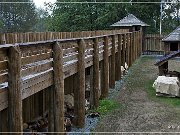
top-left (0, 0), bottom-right (38, 32)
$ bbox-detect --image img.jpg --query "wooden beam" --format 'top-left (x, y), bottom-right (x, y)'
top-left (117, 34), bottom-right (122, 80)
top-left (126, 33), bottom-right (130, 67)
top-left (110, 35), bottom-right (115, 88)
top-left (122, 34), bottom-right (126, 68)
top-left (101, 36), bottom-right (109, 98)
top-left (48, 86), bottom-right (55, 133)
top-left (74, 39), bottom-right (85, 128)
top-left (92, 38), bottom-right (99, 108)
top-left (8, 46), bottom-right (23, 133)
top-left (53, 42), bottom-right (64, 132)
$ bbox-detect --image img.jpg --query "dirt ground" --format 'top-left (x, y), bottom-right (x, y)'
top-left (94, 56), bottom-right (180, 134)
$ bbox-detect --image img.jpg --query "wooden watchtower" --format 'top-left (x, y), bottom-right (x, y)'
top-left (110, 14), bottom-right (149, 52)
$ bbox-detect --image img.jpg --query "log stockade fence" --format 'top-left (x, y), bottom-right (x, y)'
top-left (0, 30), bottom-right (128, 45)
top-left (0, 29), bottom-right (142, 133)
top-left (143, 34), bottom-right (166, 55)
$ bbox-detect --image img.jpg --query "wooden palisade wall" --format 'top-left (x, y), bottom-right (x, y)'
top-left (0, 30), bottom-right (142, 133)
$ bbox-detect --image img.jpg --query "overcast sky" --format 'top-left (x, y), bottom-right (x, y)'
top-left (33, 0), bottom-right (56, 8)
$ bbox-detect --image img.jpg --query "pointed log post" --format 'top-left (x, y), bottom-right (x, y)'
top-left (110, 35), bottom-right (115, 88)
top-left (8, 46), bottom-right (23, 133)
top-left (101, 36), bottom-right (109, 98)
top-left (53, 41), bottom-right (64, 132)
top-left (74, 39), bottom-right (85, 128)
top-left (92, 38), bottom-right (100, 108)
top-left (117, 34), bottom-right (122, 80)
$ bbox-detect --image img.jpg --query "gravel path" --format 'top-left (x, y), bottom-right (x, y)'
top-left (94, 56), bottom-right (180, 134)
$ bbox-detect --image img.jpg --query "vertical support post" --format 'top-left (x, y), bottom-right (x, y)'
top-left (133, 32), bottom-right (136, 61)
top-left (8, 46), bottom-right (23, 133)
top-left (48, 86), bottom-right (55, 133)
top-left (74, 39), bottom-right (85, 127)
top-left (130, 33), bottom-right (134, 64)
top-left (122, 34), bottom-right (126, 68)
top-left (110, 35), bottom-right (115, 88)
top-left (129, 33), bottom-right (132, 67)
top-left (126, 33), bottom-right (130, 67)
top-left (101, 36), bottom-right (109, 98)
top-left (53, 41), bottom-right (64, 132)
top-left (117, 34), bottom-right (122, 80)
top-left (92, 38), bottom-right (100, 108)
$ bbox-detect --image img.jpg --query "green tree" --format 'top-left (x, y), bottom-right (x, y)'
top-left (0, 0), bottom-right (38, 32)
top-left (33, 8), bottom-right (49, 32)
top-left (162, 0), bottom-right (180, 34)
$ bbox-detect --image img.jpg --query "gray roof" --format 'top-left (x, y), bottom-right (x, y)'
top-left (162, 26), bottom-right (180, 42)
top-left (110, 14), bottom-right (149, 27)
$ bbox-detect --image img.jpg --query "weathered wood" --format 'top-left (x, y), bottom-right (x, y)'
top-left (92, 38), bottom-right (99, 108)
top-left (126, 33), bottom-right (130, 67)
top-left (8, 46), bottom-right (23, 133)
top-left (63, 47), bottom-right (78, 55)
top-left (101, 36), bottom-right (109, 98)
top-left (0, 61), bottom-right (8, 71)
top-left (110, 35), bottom-right (115, 88)
top-left (53, 42), bottom-right (64, 132)
top-left (48, 86), bottom-right (55, 133)
top-left (63, 53), bottom-right (78, 63)
top-left (0, 72), bottom-right (8, 83)
top-left (21, 61), bottom-right (52, 77)
top-left (74, 39), bottom-right (85, 128)
top-left (117, 34), bottom-right (122, 80)
top-left (22, 52), bottom-right (52, 66)
top-left (128, 33), bottom-right (132, 67)
top-left (122, 34), bottom-right (126, 68)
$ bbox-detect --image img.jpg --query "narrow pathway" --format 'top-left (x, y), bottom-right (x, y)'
top-left (95, 56), bottom-right (180, 134)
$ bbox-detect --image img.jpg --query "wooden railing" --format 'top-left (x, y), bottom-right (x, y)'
top-left (0, 29), bottom-right (128, 45)
top-left (0, 30), bottom-right (142, 133)
top-left (143, 34), bottom-right (166, 55)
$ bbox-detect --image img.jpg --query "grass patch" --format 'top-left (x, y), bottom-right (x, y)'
top-left (146, 80), bottom-right (180, 107)
top-left (92, 99), bottom-right (120, 115)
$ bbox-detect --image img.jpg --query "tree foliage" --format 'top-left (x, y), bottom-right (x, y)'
top-left (0, 0), bottom-right (38, 33)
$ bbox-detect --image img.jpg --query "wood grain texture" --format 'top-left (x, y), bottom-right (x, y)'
top-left (53, 42), bottom-right (64, 132)
top-left (8, 46), bottom-right (23, 133)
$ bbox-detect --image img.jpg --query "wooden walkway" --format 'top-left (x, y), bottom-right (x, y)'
top-left (0, 30), bottom-right (142, 133)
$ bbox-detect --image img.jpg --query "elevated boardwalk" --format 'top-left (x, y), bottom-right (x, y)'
top-left (0, 30), bottom-right (142, 133)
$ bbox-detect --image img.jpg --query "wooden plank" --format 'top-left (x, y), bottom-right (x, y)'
top-left (8, 46), bottom-right (23, 133)
top-left (22, 52), bottom-right (52, 66)
top-left (0, 61), bottom-right (8, 71)
top-left (0, 48), bottom-right (7, 58)
top-left (22, 70), bottom-right (53, 90)
top-left (92, 38), bottom-right (99, 108)
top-left (0, 72), bottom-right (8, 84)
top-left (53, 42), bottom-right (64, 132)
top-left (20, 44), bottom-right (52, 53)
top-left (22, 74), bottom-right (53, 99)
top-left (101, 36), bottom-right (109, 98)
top-left (74, 39), bottom-right (85, 128)
top-left (63, 47), bottom-right (78, 55)
top-left (63, 53), bottom-right (78, 63)
top-left (21, 61), bottom-right (53, 77)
